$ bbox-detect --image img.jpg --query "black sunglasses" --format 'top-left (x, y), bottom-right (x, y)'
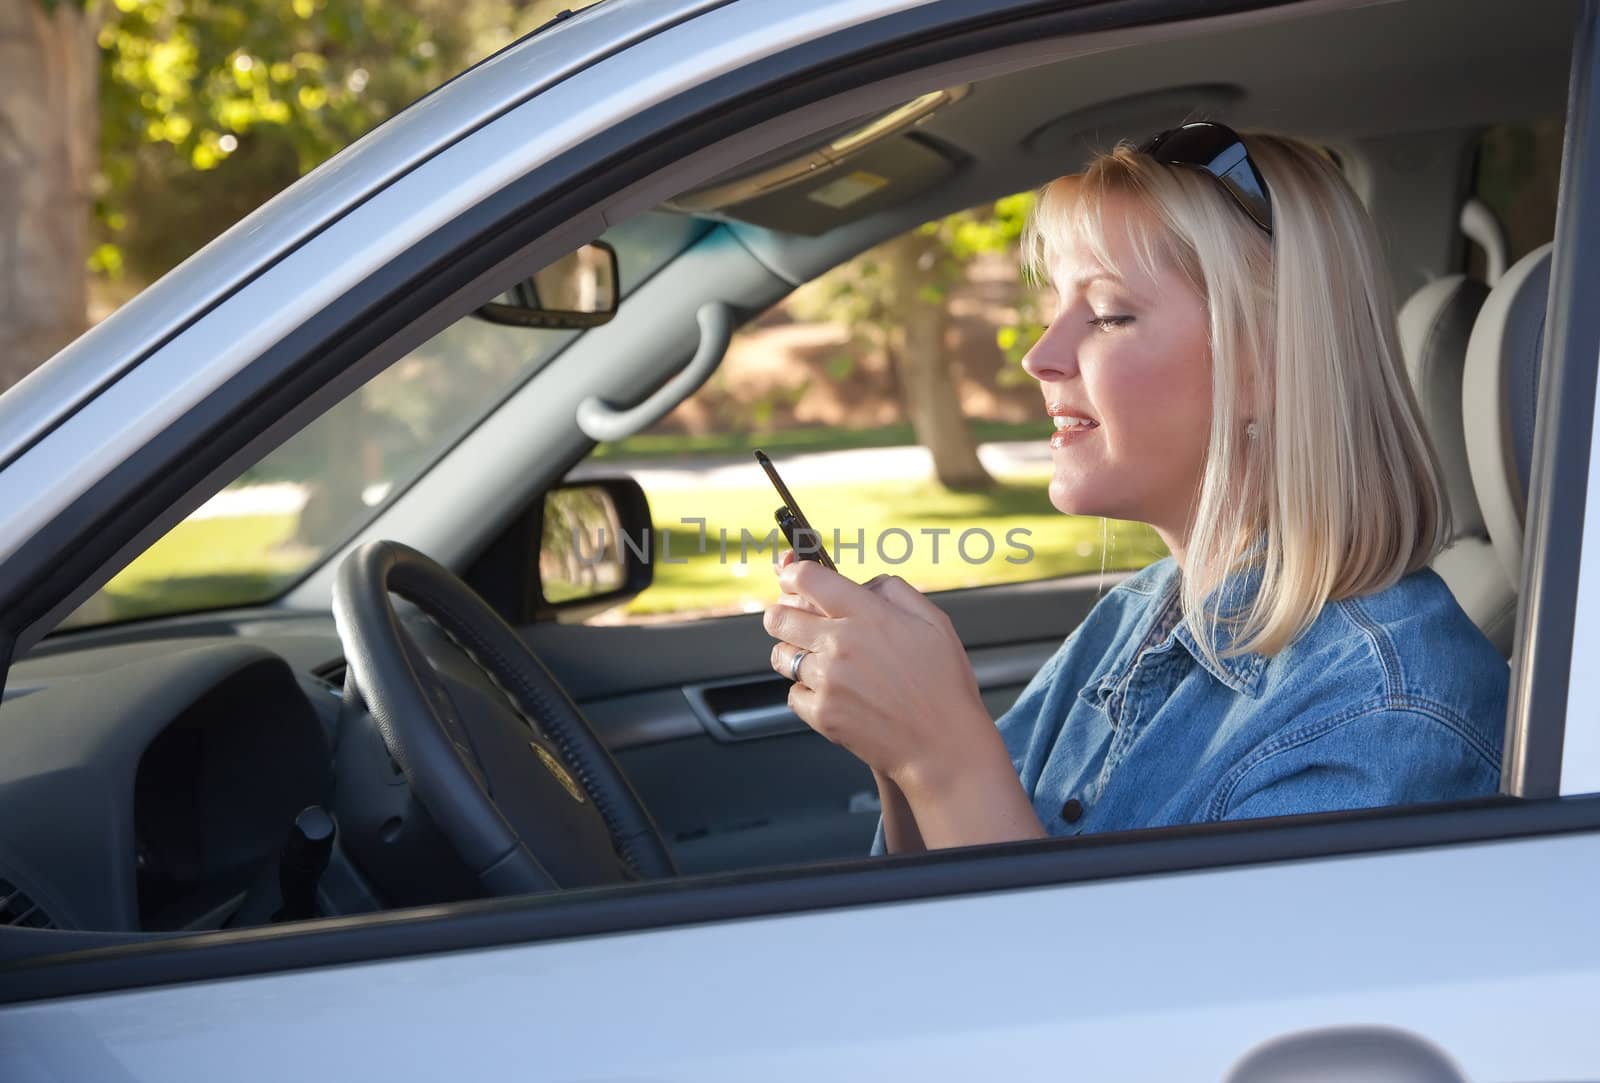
top-left (1138, 121), bottom-right (1274, 235)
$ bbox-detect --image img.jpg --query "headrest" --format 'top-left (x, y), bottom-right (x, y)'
top-left (1462, 242), bottom-right (1552, 586)
top-left (1398, 274), bottom-right (1490, 538)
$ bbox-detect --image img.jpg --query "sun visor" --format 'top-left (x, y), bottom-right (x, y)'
top-left (663, 86), bottom-right (969, 235)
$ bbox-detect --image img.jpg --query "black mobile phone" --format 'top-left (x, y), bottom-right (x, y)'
top-left (753, 449), bottom-right (836, 571)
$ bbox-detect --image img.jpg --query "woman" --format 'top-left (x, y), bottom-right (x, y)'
top-left (762, 122), bottom-right (1508, 854)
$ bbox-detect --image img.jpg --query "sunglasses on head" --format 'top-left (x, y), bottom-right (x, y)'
top-left (1138, 121), bottom-right (1274, 235)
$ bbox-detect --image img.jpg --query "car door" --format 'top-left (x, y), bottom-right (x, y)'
top-left (1, 0), bottom-right (1598, 1079)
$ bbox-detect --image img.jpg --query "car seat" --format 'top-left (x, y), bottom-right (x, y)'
top-left (1400, 270), bottom-right (1517, 651)
top-left (1461, 241), bottom-right (1553, 646)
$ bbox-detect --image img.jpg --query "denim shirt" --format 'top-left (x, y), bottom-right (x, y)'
top-left (872, 556), bottom-right (1506, 851)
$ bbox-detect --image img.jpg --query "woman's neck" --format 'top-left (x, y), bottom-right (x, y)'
top-left (1155, 527), bottom-right (1187, 574)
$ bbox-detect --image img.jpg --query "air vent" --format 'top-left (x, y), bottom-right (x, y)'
top-left (0, 877), bottom-right (57, 929)
top-left (311, 658), bottom-right (348, 696)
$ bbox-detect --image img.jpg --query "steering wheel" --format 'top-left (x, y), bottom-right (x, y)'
top-left (332, 539), bottom-right (675, 896)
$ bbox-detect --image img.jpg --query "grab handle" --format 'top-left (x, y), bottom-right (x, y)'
top-left (575, 301), bottom-right (733, 442)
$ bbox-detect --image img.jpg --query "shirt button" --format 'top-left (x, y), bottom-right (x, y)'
top-left (1060, 798), bottom-right (1083, 823)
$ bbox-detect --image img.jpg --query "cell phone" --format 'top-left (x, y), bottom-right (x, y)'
top-left (754, 449), bottom-right (836, 571)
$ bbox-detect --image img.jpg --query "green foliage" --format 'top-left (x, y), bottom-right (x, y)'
top-left (995, 319), bottom-right (1044, 378)
top-left (922, 191), bottom-right (1049, 369)
top-left (92, 0), bottom-right (592, 283)
top-left (742, 380), bottom-right (810, 432)
top-left (782, 189), bottom-right (1049, 378)
top-left (790, 192), bottom-right (1038, 327)
top-left (824, 352), bottom-right (855, 381)
top-left (915, 190), bottom-right (1035, 261)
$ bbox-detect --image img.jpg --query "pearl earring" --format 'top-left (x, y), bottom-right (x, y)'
top-left (1246, 420), bottom-right (1260, 440)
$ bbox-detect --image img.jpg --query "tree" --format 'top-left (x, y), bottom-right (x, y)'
top-left (879, 228), bottom-right (992, 491)
top-left (91, 0), bottom-right (574, 286)
top-left (0, 0), bottom-right (595, 555)
top-left (0, 0), bottom-right (96, 388)
top-left (0, 0), bottom-right (588, 390)
top-left (787, 192), bottom-right (1040, 492)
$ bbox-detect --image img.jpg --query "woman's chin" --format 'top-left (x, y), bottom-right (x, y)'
top-left (1047, 476), bottom-right (1100, 517)
top-left (1047, 476), bottom-right (1136, 521)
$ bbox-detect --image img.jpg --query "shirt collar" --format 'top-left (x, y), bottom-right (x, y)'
top-left (1083, 556), bottom-right (1268, 701)
top-left (1168, 558), bottom-right (1268, 697)
top-left (1173, 617), bottom-right (1267, 697)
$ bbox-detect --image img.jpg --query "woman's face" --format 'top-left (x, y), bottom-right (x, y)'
top-left (1020, 192), bottom-right (1214, 545)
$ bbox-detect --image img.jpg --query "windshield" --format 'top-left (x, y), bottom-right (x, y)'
top-left (58, 211), bottom-right (712, 630)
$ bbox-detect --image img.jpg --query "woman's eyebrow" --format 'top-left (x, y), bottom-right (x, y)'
top-left (1054, 270), bottom-right (1127, 294)
top-left (1072, 271), bottom-right (1123, 289)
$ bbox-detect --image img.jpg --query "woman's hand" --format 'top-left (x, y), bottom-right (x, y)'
top-left (765, 557), bottom-right (986, 786)
top-left (763, 554), bottom-right (1047, 848)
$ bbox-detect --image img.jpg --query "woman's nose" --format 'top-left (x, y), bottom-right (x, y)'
top-left (1021, 326), bottom-right (1077, 383)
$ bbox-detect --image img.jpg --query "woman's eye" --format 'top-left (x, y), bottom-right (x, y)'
top-left (1087, 315), bottom-right (1133, 331)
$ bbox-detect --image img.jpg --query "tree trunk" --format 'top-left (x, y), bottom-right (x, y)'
top-left (0, 0), bottom-right (96, 388)
top-left (881, 231), bottom-right (994, 491)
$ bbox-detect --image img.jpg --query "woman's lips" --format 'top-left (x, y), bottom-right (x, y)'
top-left (1047, 404), bottom-right (1098, 449)
top-left (1049, 426), bottom-right (1096, 450)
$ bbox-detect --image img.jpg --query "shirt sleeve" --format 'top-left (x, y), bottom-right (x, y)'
top-left (1212, 704), bottom-right (1502, 822)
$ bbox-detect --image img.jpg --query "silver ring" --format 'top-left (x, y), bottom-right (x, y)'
top-left (789, 648), bottom-right (809, 682)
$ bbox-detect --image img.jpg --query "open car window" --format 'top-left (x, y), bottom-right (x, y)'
top-left (583, 192), bottom-right (1167, 625)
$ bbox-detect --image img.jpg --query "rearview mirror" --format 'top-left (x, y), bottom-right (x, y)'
top-left (475, 241), bottom-right (619, 330)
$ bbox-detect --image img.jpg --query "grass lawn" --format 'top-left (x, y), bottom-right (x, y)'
top-left (628, 474), bottom-right (1166, 617)
top-left (83, 469), bottom-right (1166, 625)
top-left (91, 513), bottom-right (308, 623)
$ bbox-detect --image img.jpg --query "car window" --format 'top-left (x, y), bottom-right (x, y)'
top-left (56, 211), bottom-right (713, 629)
top-left (586, 194), bottom-right (1167, 624)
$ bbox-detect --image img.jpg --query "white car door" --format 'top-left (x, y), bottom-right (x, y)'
top-left (1, 0), bottom-right (1598, 1080)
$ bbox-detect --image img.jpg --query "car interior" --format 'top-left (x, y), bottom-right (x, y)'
top-left (0, 0), bottom-right (1578, 953)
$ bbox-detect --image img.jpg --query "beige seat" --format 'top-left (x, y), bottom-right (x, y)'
top-left (1399, 271), bottom-right (1517, 651)
top-left (1461, 242), bottom-right (1554, 631)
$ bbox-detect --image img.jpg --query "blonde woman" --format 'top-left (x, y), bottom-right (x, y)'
top-left (763, 122), bottom-right (1507, 854)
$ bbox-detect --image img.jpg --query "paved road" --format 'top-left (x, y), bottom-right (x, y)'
top-left (570, 438), bottom-right (1053, 491)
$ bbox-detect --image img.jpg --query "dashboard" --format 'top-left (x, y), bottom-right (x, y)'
top-left (0, 616), bottom-right (346, 936)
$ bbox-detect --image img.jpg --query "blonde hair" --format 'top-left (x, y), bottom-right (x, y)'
top-left (1020, 130), bottom-right (1451, 664)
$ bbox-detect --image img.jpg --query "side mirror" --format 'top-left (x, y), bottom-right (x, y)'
top-left (475, 241), bottom-right (619, 330)
top-left (534, 477), bottom-right (653, 620)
